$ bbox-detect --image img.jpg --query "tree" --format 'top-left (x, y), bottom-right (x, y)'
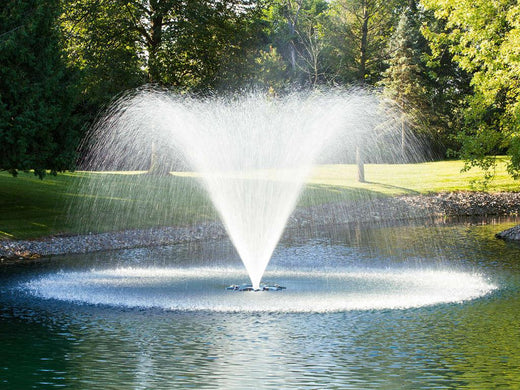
top-left (262, 0), bottom-right (331, 87)
top-left (0, 0), bottom-right (80, 177)
top-left (264, 0), bottom-right (305, 75)
top-left (61, 0), bottom-right (266, 173)
top-left (420, 7), bottom-right (473, 159)
top-left (163, 0), bottom-right (265, 91)
top-left (61, 0), bottom-right (145, 114)
top-left (422, 0), bottom-right (520, 179)
top-left (252, 46), bottom-right (290, 91)
top-left (325, 0), bottom-right (404, 181)
top-left (115, 0), bottom-right (264, 89)
top-left (62, 0), bottom-right (265, 94)
top-left (292, 2), bottom-right (330, 86)
top-left (326, 0), bottom-right (403, 85)
top-left (379, 7), bottom-right (430, 161)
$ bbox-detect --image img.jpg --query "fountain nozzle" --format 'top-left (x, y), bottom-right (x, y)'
top-left (226, 283), bottom-right (286, 292)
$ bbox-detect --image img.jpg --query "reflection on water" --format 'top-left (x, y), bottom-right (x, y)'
top-left (1, 217), bottom-right (520, 389)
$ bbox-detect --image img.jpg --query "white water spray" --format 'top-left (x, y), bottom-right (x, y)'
top-left (82, 89), bottom-right (386, 289)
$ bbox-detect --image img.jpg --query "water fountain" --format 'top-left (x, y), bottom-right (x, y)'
top-left (4, 87), bottom-right (510, 389)
top-left (79, 89), bottom-right (384, 290)
top-left (1, 88), bottom-right (515, 389)
top-left (43, 88), bottom-right (496, 311)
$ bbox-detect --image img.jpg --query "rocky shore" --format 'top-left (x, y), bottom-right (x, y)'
top-left (495, 224), bottom-right (520, 240)
top-left (1, 191), bottom-right (520, 263)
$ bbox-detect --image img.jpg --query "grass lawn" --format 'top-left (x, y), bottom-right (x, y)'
top-left (1, 158), bottom-right (518, 240)
top-left (304, 157), bottom-right (520, 203)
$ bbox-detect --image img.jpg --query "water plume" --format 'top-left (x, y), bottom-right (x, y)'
top-left (78, 88), bottom-right (392, 289)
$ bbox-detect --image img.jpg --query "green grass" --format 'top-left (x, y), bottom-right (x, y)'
top-left (1, 158), bottom-right (518, 240)
top-left (0, 172), bottom-right (76, 240)
top-left (0, 171), bottom-right (216, 240)
top-left (303, 157), bottom-right (519, 203)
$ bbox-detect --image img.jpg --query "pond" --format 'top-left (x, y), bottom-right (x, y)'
top-left (1, 217), bottom-right (520, 389)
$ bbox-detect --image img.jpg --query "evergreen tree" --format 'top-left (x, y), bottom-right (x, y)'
top-left (325, 0), bottom-right (405, 181)
top-left (252, 46), bottom-right (290, 92)
top-left (379, 8), bottom-right (429, 161)
top-left (326, 0), bottom-right (404, 85)
top-left (0, 0), bottom-right (80, 177)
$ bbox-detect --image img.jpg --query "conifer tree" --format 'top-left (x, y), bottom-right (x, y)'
top-left (0, 0), bottom-right (80, 177)
top-left (379, 8), bottom-right (429, 161)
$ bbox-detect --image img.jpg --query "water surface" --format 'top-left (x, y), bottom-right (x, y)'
top-left (1, 218), bottom-right (520, 389)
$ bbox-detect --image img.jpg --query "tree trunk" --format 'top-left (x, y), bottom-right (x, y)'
top-left (287, 0), bottom-right (303, 73)
top-left (148, 141), bottom-right (171, 175)
top-left (289, 21), bottom-right (297, 71)
top-left (356, 144), bottom-right (365, 182)
top-left (147, 3), bottom-right (164, 83)
top-left (355, 1), bottom-right (369, 182)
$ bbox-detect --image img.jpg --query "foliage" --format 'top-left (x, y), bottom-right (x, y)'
top-left (378, 3), bottom-right (469, 161)
top-left (252, 46), bottom-right (290, 91)
top-left (380, 8), bottom-right (427, 110)
top-left (422, 0), bottom-right (520, 179)
top-left (61, 0), bottom-right (266, 107)
top-left (420, 9), bottom-right (473, 156)
top-left (60, 0), bottom-right (145, 113)
top-left (379, 8), bottom-right (429, 160)
top-left (3, 0), bottom-right (520, 180)
top-left (0, 0), bottom-right (80, 178)
top-left (260, 0), bottom-right (331, 87)
top-left (134, 0), bottom-right (264, 90)
top-left (325, 0), bottom-right (404, 84)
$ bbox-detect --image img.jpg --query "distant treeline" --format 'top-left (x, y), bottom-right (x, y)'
top-left (1, 0), bottom-right (519, 179)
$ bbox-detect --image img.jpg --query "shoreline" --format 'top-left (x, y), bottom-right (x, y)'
top-left (2, 191), bottom-right (520, 264)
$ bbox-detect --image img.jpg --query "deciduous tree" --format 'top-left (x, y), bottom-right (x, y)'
top-left (262, 0), bottom-right (331, 86)
top-left (422, 0), bottom-right (520, 178)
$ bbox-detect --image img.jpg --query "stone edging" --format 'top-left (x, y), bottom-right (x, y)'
top-left (1, 191), bottom-right (519, 262)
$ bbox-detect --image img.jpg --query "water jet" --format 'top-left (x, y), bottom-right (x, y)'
top-left (2, 220), bottom-right (516, 389)
top-left (79, 89), bottom-right (385, 290)
top-left (61, 88), bottom-right (498, 314)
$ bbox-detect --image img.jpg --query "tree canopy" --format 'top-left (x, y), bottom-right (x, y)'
top-left (422, 0), bottom-right (520, 178)
top-left (1, 0), bottom-right (519, 179)
top-left (0, 0), bottom-right (80, 177)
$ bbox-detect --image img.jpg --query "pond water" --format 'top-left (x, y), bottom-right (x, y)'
top-left (2, 217), bottom-right (520, 389)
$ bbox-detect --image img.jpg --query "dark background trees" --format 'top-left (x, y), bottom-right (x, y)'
top-left (1, 0), bottom-right (519, 178)
top-left (0, 0), bottom-right (80, 177)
